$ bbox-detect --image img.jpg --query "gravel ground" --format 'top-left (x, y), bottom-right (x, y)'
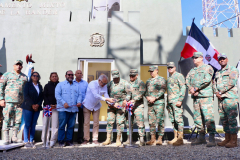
top-left (1, 137), bottom-right (240, 160)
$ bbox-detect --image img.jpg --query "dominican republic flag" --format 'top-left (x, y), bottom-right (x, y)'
top-left (181, 21), bottom-right (221, 70)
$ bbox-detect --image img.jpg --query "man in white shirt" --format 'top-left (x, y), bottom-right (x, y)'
top-left (81, 74), bottom-right (114, 145)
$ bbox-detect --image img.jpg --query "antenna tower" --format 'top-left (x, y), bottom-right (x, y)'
top-left (202, 0), bottom-right (240, 31)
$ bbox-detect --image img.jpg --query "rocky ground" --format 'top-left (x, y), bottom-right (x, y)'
top-left (1, 136), bottom-right (240, 160)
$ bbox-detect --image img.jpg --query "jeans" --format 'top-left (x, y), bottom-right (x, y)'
top-left (22, 109), bottom-right (40, 143)
top-left (58, 111), bottom-right (77, 142)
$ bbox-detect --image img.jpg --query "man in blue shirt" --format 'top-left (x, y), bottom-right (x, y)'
top-left (55, 70), bottom-right (82, 147)
top-left (73, 70), bottom-right (88, 144)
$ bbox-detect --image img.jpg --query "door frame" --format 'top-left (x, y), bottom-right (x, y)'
top-left (78, 58), bottom-right (115, 81)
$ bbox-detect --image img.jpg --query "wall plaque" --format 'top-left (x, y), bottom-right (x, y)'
top-left (89, 33), bottom-right (105, 47)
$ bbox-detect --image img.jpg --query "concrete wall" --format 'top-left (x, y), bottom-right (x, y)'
top-left (0, 0), bottom-right (240, 134)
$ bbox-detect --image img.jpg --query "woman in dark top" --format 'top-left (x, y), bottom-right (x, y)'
top-left (41, 72), bottom-right (59, 148)
top-left (21, 72), bottom-right (43, 148)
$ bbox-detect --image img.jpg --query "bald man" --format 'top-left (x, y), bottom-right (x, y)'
top-left (74, 70), bottom-right (88, 144)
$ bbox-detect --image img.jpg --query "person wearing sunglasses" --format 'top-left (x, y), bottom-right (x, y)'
top-left (41, 72), bottom-right (59, 148)
top-left (55, 70), bottom-right (82, 147)
top-left (0, 60), bottom-right (28, 145)
top-left (81, 74), bottom-right (114, 146)
top-left (102, 70), bottom-right (132, 147)
top-left (145, 65), bottom-right (166, 146)
top-left (21, 71), bottom-right (43, 148)
top-left (166, 62), bottom-right (186, 146)
top-left (186, 52), bottom-right (216, 147)
top-left (213, 53), bottom-right (239, 148)
top-left (123, 69), bottom-right (146, 146)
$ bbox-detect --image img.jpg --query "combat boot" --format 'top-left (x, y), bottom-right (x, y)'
top-left (225, 134), bottom-right (238, 148)
top-left (3, 130), bottom-right (10, 145)
top-left (156, 136), bottom-right (163, 145)
top-left (146, 134), bottom-right (156, 146)
top-left (206, 133), bottom-right (216, 147)
top-left (12, 129), bottom-right (22, 143)
top-left (191, 133), bottom-right (207, 145)
top-left (102, 134), bottom-right (111, 145)
top-left (116, 135), bottom-right (122, 147)
top-left (139, 136), bottom-right (145, 146)
top-left (173, 132), bottom-right (184, 146)
top-left (217, 133), bottom-right (230, 146)
top-left (123, 135), bottom-right (130, 145)
top-left (168, 130), bottom-right (178, 145)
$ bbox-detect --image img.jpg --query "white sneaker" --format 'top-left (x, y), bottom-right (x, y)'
top-left (50, 141), bottom-right (55, 148)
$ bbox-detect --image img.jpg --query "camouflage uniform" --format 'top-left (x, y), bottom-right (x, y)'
top-left (214, 63), bottom-right (239, 134)
top-left (186, 53), bottom-right (216, 134)
top-left (0, 61), bottom-right (28, 132)
top-left (146, 66), bottom-right (166, 137)
top-left (126, 69), bottom-right (146, 137)
top-left (107, 70), bottom-right (132, 136)
top-left (167, 64), bottom-right (186, 132)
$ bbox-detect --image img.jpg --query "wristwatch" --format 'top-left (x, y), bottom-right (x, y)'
top-left (219, 92), bottom-right (222, 95)
top-left (194, 88), bottom-right (197, 92)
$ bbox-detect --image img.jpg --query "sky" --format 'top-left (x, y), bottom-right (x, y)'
top-left (181, 0), bottom-right (240, 35)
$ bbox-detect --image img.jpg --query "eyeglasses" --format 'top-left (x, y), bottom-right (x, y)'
top-left (67, 74), bottom-right (74, 76)
top-left (99, 79), bottom-right (107, 85)
top-left (130, 75), bottom-right (136, 78)
top-left (192, 57), bottom-right (199, 59)
top-left (32, 75), bottom-right (39, 78)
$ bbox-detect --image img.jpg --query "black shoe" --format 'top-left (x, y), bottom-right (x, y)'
top-left (66, 141), bottom-right (74, 146)
top-left (59, 141), bottom-right (65, 148)
top-left (77, 139), bottom-right (84, 144)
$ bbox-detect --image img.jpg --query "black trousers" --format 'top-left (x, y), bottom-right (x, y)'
top-left (77, 107), bottom-right (84, 142)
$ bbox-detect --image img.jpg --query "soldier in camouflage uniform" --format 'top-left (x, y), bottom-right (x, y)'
top-left (166, 62), bottom-right (186, 146)
top-left (123, 69), bottom-right (146, 146)
top-left (0, 60), bottom-right (28, 144)
top-left (186, 52), bottom-right (216, 147)
top-left (102, 70), bottom-right (132, 146)
top-left (213, 53), bottom-right (239, 148)
top-left (145, 65), bottom-right (166, 146)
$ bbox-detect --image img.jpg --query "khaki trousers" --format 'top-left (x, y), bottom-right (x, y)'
top-left (41, 110), bottom-right (59, 144)
top-left (83, 107), bottom-right (100, 141)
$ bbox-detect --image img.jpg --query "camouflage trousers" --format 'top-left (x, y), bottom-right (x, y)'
top-left (218, 98), bottom-right (239, 134)
top-left (193, 97), bottom-right (216, 134)
top-left (0, 107), bottom-right (3, 130)
top-left (166, 102), bottom-right (184, 132)
top-left (2, 102), bottom-right (22, 131)
top-left (106, 106), bottom-right (125, 136)
top-left (148, 103), bottom-right (165, 136)
top-left (125, 104), bottom-right (145, 137)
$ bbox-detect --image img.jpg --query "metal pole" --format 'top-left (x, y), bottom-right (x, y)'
top-left (124, 108), bottom-right (138, 148)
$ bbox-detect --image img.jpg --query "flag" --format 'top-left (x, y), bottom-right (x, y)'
top-left (237, 60), bottom-right (240, 89)
top-left (181, 20), bottom-right (221, 70)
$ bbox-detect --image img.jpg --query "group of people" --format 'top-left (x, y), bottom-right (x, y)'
top-left (0, 51), bottom-right (239, 149)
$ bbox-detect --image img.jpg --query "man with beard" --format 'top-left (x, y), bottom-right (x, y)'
top-left (55, 70), bottom-right (82, 147)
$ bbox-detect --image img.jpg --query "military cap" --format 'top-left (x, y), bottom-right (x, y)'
top-left (129, 69), bottom-right (138, 76)
top-left (167, 62), bottom-right (175, 68)
top-left (111, 69), bottom-right (120, 78)
top-left (218, 53), bottom-right (227, 60)
top-left (192, 52), bottom-right (203, 58)
top-left (148, 65), bottom-right (158, 72)
top-left (14, 60), bottom-right (23, 65)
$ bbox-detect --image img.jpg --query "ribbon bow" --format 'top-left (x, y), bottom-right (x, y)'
top-left (43, 105), bottom-right (52, 117)
top-left (126, 101), bottom-right (134, 116)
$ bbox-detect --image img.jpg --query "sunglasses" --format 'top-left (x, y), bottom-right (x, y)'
top-left (167, 67), bottom-right (173, 69)
top-left (99, 80), bottom-right (107, 85)
top-left (192, 57), bottom-right (199, 59)
top-left (67, 74), bottom-right (74, 76)
top-left (130, 75), bottom-right (136, 78)
top-left (32, 75), bottom-right (39, 78)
